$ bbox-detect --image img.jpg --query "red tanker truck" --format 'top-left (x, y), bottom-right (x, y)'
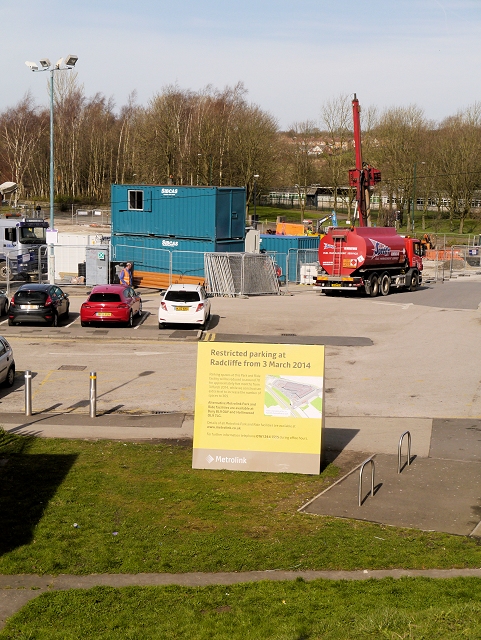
top-left (313, 226), bottom-right (423, 296)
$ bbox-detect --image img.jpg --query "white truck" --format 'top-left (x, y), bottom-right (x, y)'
top-left (0, 218), bottom-right (48, 280)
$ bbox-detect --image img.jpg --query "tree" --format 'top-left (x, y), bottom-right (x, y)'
top-left (0, 93), bottom-right (47, 202)
top-left (370, 105), bottom-right (428, 232)
top-left (433, 104), bottom-right (481, 233)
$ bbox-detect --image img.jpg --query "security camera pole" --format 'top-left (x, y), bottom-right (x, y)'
top-left (25, 55), bottom-right (79, 284)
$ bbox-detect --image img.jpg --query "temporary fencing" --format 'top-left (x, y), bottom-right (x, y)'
top-left (204, 253), bottom-right (280, 296)
top-left (286, 248), bottom-right (319, 285)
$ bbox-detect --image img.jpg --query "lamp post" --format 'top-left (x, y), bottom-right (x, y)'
top-left (410, 163), bottom-right (417, 234)
top-left (25, 55), bottom-right (79, 284)
top-left (411, 161), bottom-right (425, 234)
top-left (253, 174), bottom-right (259, 227)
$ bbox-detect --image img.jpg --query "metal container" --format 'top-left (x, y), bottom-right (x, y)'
top-left (111, 235), bottom-right (244, 279)
top-left (85, 245), bottom-right (110, 286)
top-left (111, 185), bottom-right (246, 241)
top-left (259, 235), bottom-right (320, 281)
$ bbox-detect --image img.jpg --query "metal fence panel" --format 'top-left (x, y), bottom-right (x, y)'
top-left (205, 253), bottom-right (280, 296)
top-left (286, 248), bottom-right (319, 284)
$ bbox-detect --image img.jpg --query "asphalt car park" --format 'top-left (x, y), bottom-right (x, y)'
top-left (0, 278), bottom-right (481, 423)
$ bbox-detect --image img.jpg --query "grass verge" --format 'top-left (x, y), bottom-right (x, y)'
top-left (2, 578), bottom-right (481, 639)
top-left (0, 432), bottom-right (480, 575)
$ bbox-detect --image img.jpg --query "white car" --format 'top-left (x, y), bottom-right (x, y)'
top-left (0, 336), bottom-right (15, 387)
top-left (158, 284), bottom-right (211, 329)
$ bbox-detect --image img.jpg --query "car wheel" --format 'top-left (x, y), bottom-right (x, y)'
top-left (138, 301), bottom-right (142, 317)
top-left (159, 322), bottom-right (164, 329)
top-left (128, 311), bottom-right (133, 327)
top-left (64, 303), bottom-right (70, 320)
top-left (1, 300), bottom-right (8, 316)
top-left (5, 365), bottom-right (15, 388)
top-left (81, 320), bottom-right (89, 327)
top-left (8, 318), bottom-right (15, 326)
top-left (52, 312), bottom-right (58, 327)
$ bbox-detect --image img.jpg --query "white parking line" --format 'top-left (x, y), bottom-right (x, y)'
top-left (373, 302), bottom-right (413, 310)
top-left (134, 311), bottom-right (150, 329)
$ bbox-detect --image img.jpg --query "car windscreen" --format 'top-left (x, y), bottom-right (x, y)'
top-left (164, 291), bottom-right (201, 303)
top-left (18, 226), bottom-right (47, 245)
top-left (89, 293), bottom-right (122, 302)
top-left (14, 290), bottom-right (48, 304)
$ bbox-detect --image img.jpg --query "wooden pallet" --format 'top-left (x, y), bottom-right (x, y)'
top-left (133, 270), bottom-right (205, 289)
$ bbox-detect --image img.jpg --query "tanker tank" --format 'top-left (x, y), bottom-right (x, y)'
top-left (319, 227), bottom-right (408, 277)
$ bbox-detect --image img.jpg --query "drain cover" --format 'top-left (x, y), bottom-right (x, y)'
top-left (58, 365), bottom-right (87, 371)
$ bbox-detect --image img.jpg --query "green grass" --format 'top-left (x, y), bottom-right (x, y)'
top-left (254, 205), bottom-right (481, 239)
top-left (0, 430), bottom-right (480, 575)
top-left (2, 578), bottom-right (481, 638)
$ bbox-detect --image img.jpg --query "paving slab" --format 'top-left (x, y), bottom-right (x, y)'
top-left (0, 412), bottom-right (194, 441)
top-left (324, 417), bottom-right (432, 457)
top-left (302, 453), bottom-right (481, 536)
top-left (430, 418), bottom-right (481, 462)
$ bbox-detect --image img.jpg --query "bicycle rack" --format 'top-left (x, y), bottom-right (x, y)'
top-left (398, 430), bottom-right (411, 474)
top-left (358, 457), bottom-right (375, 506)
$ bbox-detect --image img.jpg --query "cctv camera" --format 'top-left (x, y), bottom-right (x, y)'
top-left (25, 61), bottom-right (39, 71)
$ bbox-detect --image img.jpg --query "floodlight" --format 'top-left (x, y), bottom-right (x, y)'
top-left (0, 182), bottom-right (18, 195)
top-left (64, 54), bottom-right (78, 68)
top-left (25, 61), bottom-right (39, 71)
top-left (39, 58), bottom-right (51, 68)
top-left (55, 57), bottom-right (63, 69)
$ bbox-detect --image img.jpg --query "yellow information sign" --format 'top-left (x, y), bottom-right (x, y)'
top-left (192, 342), bottom-right (324, 474)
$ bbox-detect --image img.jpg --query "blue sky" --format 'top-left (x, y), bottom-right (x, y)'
top-left (2, 0), bottom-right (480, 129)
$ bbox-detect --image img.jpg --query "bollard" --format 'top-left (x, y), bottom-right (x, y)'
top-left (25, 370), bottom-right (32, 416)
top-left (89, 371), bottom-right (97, 418)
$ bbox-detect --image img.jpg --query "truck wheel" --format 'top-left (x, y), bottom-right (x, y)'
top-left (409, 271), bottom-right (419, 291)
top-left (0, 262), bottom-right (11, 281)
top-left (380, 273), bottom-right (391, 296)
top-left (368, 275), bottom-right (379, 297)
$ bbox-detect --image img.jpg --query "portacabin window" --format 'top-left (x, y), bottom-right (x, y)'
top-left (128, 190), bottom-right (144, 211)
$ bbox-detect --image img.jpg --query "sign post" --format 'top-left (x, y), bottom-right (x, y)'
top-left (192, 342), bottom-right (324, 475)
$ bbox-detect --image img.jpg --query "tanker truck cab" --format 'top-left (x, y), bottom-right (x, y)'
top-left (314, 227), bottom-right (423, 296)
top-left (0, 219), bottom-right (48, 280)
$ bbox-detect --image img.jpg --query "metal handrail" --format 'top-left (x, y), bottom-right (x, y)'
top-left (398, 430), bottom-right (411, 473)
top-left (358, 457), bottom-right (375, 506)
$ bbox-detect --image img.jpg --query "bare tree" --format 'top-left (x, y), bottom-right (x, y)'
top-left (0, 93), bottom-right (47, 202)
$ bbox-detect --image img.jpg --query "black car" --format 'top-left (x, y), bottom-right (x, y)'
top-left (8, 284), bottom-right (70, 327)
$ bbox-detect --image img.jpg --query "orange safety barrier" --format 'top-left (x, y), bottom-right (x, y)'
top-left (276, 222), bottom-right (306, 236)
top-left (424, 249), bottom-right (462, 260)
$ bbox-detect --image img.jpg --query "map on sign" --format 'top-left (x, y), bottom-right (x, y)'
top-left (264, 375), bottom-right (323, 418)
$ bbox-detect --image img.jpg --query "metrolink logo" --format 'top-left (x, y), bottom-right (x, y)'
top-left (206, 454), bottom-right (247, 464)
top-left (370, 239), bottom-right (391, 257)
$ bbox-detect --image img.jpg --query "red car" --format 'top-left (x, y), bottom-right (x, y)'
top-left (80, 285), bottom-right (142, 327)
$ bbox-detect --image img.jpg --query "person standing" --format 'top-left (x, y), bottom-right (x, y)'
top-left (119, 262), bottom-right (132, 285)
